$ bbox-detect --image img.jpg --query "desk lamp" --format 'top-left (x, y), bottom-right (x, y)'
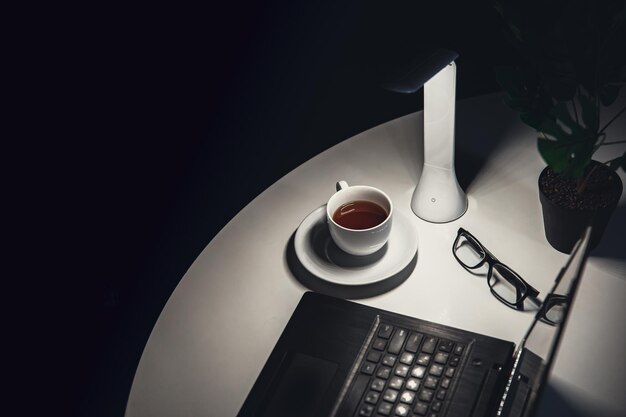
top-left (384, 49), bottom-right (467, 223)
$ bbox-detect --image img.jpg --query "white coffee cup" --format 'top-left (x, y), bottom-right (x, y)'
top-left (326, 180), bottom-right (393, 256)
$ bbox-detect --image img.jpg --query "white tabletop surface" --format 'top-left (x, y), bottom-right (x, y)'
top-left (126, 93), bottom-right (626, 417)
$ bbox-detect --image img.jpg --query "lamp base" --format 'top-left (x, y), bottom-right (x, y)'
top-left (411, 164), bottom-right (467, 223)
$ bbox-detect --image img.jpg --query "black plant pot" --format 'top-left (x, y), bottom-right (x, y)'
top-left (538, 163), bottom-right (623, 254)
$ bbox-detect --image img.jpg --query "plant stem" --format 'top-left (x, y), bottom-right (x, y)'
top-left (593, 132), bottom-right (607, 153)
top-left (576, 163), bottom-right (599, 195)
top-left (599, 105), bottom-right (626, 135)
top-left (601, 140), bottom-right (626, 146)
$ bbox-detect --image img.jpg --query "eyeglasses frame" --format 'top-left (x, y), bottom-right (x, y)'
top-left (452, 227), bottom-right (540, 310)
top-left (538, 293), bottom-right (569, 325)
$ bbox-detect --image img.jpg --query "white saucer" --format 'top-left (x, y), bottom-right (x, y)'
top-left (294, 205), bottom-right (418, 286)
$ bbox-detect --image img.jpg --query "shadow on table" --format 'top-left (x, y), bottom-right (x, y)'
top-left (454, 94), bottom-right (519, 192)
top-left (534, 382), bottom-right (588, 417)
top-left (535, 380), bottom-right (623, 417)
top-left (590, 203), bottom-right (626, 261)
top-left (285, 232), bottom-right (417, 299)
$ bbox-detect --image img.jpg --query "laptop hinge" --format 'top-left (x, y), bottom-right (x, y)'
top-left (471, 363), bottom-right (506, 417)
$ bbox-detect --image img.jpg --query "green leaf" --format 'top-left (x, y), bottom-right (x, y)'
top-left (578, 89), bottom-right (599, 133)
top-left (538, 133), bottom-right (594, 178)
top-left (535, 91), bottom-right (557, 120)
top-left (518, 94), bottom-right (557, 131)
top-left (551, 101), bottom-right (588, 137)
top-left (538, 137), bottom-right (569, 172)
top-left (537, 117), bottom-right (571, 141)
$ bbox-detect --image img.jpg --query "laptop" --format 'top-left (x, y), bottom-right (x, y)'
top-left (237, 227), bottom-right (592, 417)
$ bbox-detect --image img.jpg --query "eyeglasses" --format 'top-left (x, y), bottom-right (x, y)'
top-left (452, 228), bottom-right (539, 310)
top-left (538, 294), bottom-right (568, 325)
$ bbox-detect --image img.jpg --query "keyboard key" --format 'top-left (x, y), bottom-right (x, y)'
top-left (379, 324), bottom-right (394, 339)
top-left (414, 401), bottom-right (429, 415)
top-left (358, 404), bottom-right (374, 416)
top-left (416, 354), bottom-right (431, 365)
top-left (400, 352), bottom-right (414, 365)
top-left (373, 338), bottom-right (387, 351)
top-left (434, 352), bottom-right (449, 364)
top-left (389, 329), bottom-right (408, 354)
top-left (349, 325), bottom-right (463, 417)
top-left (367, 351), bottom-right (382, 363)
top-left (377, 367), bottom-right (391, 379)
top-left (365, 391), bottom-right (380, 404)
top-left (419, 389), bottom-right (434, 403)
top-left (378, 401), bottom-right (393, 416)
top-left (438, 340), bottom-right (453, 352)
top-left (400, 390), bottom-right (416, 404)
top-left (383, 388), bottom-right (399, 402)
top-left (411, 365), bottom-right (427, 379)
top-left (405, 378), bottom-right (420, 391)
top-left (395, 403), bottom-right (410, 417)
top-left (421, 337), bottom-right (438, 353)
top-left (405, 332), bottom-right (423, 353)
top-left (424, 376), bottom-right (438, 389)
top-left (429, 364), bottom-right (444, 377)
top-left (388, 376), bottom-right (404, 390)
top-left (371, 378), bottom-right (385, 392)
top-left (382, 354), bottom-right (397, 367)
top-left (361, 362), bottom-right (375, 375)
top-left (394, 364), bottom-right (409, 378)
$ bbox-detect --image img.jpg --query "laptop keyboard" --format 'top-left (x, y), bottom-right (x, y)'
top-left (356, 323), bottom-right (465, 417)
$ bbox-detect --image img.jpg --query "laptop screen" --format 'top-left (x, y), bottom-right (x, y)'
top-left (497, 227), bottom-right (593, 417)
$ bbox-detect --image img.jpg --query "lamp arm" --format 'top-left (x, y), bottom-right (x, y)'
top-left (411, 62), bottom-right (467, 223)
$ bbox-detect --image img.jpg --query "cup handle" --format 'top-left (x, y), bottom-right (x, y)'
top-left (336, 180), bottom-right (349, 192)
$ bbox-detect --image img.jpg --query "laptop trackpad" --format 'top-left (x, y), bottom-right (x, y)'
top-left (261, 352), bottom-right (338, 417)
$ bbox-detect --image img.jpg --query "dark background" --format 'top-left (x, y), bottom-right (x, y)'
top-left (30, 1), bottom-right (522, 415)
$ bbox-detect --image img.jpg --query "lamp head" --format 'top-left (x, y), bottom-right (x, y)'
top-left (382, 49), bottom-right (459, 94)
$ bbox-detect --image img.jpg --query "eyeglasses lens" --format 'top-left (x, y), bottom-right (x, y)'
top-left (454, 234), bottom-right (485, 268)
top-left (488, 264), bottom-right (527, 304)
top-left (545, 302), bottom-right (566, 325)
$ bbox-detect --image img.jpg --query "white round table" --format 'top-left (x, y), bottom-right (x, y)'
top-left (126, 93), bottom-right (626, 417)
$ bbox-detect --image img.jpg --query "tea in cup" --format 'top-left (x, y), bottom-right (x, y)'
top-left (326, 181), bottom-right (393, 256)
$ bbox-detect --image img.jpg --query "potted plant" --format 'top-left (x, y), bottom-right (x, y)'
top-left (493, 0), bottom-right (626, 253)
